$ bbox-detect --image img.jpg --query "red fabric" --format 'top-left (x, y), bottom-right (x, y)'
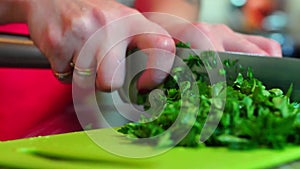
top-left (0, 23), bottom-right (29, 35)
top-left (0, 24), bottom-right (82, 141)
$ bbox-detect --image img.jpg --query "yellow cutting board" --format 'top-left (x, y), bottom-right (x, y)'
top-left (1, 128), bottom-right (300, 169)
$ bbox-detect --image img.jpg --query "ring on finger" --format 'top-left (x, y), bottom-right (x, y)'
top-left (71, 62), bottom-right (95, 76)
top-left (74, 66), bottom-right (95, 76)
top-left (53, 71), bottom-right (73, 81)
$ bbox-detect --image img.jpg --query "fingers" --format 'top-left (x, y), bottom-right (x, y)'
top-left (94, 32), bottom-right (175, 92)
top-left (207, 24), bottom-right (269, 56)
top-left (74, 12), bottom-right (176, 92)
top-left (131, 34), bottom-right (175, 92)
top-left (39, 23), bottom-right (75, 83)
top-left (96, 41), bottom-right (128, 92)
top-left (192, 23), bottom-right (282, 57)
top-left (239, 34), bottom-right (282, 57)
top-left (223, 37), bottom-right (269, 56)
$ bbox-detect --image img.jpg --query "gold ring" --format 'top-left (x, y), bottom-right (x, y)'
top-left (53, 71), bottom-right (73, 81)
top-left (74, 66), bottom-right (94, 76)
top-left (71, 62), bottom-right (95, 76)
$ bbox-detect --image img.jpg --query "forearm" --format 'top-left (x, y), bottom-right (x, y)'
top-left (0, 0), bottom-right (29, 24)
top-left (134, 0), bottom-right (201, 22)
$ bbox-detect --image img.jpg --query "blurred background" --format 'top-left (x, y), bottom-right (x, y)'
top-left (200, 0), bottom-right (300, 58)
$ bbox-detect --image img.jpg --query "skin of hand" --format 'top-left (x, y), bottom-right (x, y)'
top-left (135, 0), bottom-right (282, 57)
top-left (0, 0), bottom-right (176, 92)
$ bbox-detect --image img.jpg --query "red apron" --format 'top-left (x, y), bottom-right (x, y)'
top-left (0, 23), bottom-right (82, 141)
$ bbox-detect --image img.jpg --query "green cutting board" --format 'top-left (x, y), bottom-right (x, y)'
top-left (1, 128), bottom-right (300, 169)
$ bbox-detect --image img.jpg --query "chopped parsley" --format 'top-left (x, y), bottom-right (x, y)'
top-left (118, 45), bottom-right (300, 150)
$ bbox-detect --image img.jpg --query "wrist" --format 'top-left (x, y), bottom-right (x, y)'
top-left (0, 0), bottom-right (30, 24)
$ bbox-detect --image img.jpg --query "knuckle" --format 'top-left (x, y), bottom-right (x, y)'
top-left (71, 17), bottom-right (90, 36)
top-left (70, 15), bottom-right (102, 41)
top-left (45, 26), bottom-right (63, 49)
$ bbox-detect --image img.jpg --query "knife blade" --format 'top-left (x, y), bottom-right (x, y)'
top-left (217, 51), bottom-right (300, 101)
top-left (119, 48), bottom-right (300, 103)
top-left (0, 34), bottom-right (50, 68)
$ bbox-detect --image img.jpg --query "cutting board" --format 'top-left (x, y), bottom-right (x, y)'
top-left (1, 128), bottom-right (300, 169)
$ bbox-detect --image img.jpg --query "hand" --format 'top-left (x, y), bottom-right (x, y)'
top-left (25, 0), bottom-right (175, 91)
top-left (189, 23), bottom-right (282, 57)
top-left (142, 13), bottom-right (282, 57)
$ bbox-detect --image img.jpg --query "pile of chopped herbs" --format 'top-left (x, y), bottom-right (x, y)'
top-left (118, 44), bottom-right (300, 150)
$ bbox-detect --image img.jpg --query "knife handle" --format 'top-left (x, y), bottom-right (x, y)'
top-left (0, 34), bottom-right (50, 68)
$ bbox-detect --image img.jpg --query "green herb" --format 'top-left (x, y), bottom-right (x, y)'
top-left (118, 45), bottom-right (300, 150)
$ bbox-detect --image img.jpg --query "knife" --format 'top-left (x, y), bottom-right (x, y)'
top-left (119, 48), bottom-right (300, 102)
top-left (0, 34), bottom-right (49, 68)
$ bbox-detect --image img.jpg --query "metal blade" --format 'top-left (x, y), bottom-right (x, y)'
top-left (217, 51), bottom-right (300, 101)
top-left (119, 48), bottom-right (300, 103)
top-left (0, 34), bottom-right (49, 68)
